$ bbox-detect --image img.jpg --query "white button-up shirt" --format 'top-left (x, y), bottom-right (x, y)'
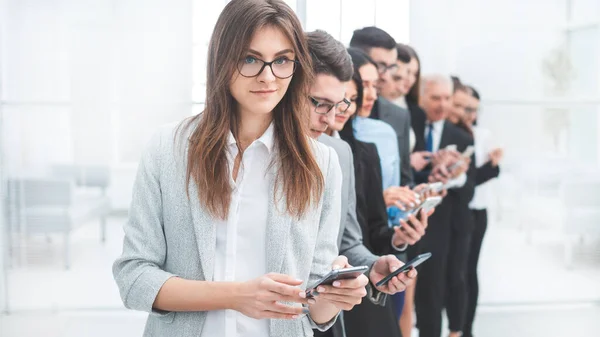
top-left (201, 123), bottom-right (275, 337)
top-left (469, 126), bottom-right (495, 209)
top-left (424, 119), bottom-right (445, 153)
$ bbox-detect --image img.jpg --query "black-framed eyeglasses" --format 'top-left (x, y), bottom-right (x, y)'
top-left (309, 96), bottom-right (351, 115)
top-left (376, 62), bottom-right (398, 75)
top-left (465, 107), bottom-right (478, 114)
top-left (238, 55), bottom-right (298, 79)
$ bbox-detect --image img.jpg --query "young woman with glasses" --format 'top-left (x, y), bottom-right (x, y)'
top-left (113, 1), bottom-right (367, 336)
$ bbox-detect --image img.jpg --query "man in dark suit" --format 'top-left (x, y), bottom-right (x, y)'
top-left (349, 27), bottom-right (414, 188)
top-left (411, 75), bottom-right (476, 337)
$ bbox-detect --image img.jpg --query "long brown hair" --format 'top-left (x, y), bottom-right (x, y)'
top-left (180, 0), bottom-right (321, 220)
top-left (400, 44), bottom-right (421, 105)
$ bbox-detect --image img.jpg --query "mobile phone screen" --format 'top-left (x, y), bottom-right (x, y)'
top-left (306, 266), bottom-right (369, 297)
top-left (375, 253), bottom-right (432, 287)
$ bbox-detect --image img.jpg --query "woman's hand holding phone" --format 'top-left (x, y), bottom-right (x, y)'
top-left (392, 209), bottom-right (429, 246)
top-left (384, 186), bottom-right (420, 210)
top-left (369, 255), bottom-right (417, 294)
top-left (233, 273), bottom-right (311, 320)
top-left (309, 256), bottom-right (369, 311)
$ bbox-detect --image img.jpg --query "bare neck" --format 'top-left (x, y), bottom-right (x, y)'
top-left (236, 112), bottom-right (272, 151)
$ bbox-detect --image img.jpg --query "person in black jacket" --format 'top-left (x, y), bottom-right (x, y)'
top-left (412, 75), bottom-right (476, 337)
top-left (461, 86), bottom-right (503, 337)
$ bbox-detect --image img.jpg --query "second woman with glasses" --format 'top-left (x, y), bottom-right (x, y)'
top-left (113, 1), bottom-right (368, 336)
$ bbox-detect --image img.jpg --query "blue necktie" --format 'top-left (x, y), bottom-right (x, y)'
top-left (426, 123), bottom-right (434, 152)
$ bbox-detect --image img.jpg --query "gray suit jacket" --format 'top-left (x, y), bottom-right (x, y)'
top-left (377, 98), bottom-right (414, 187)
top-left (318, 135), bottom-right (378, 268)
top-left (113, 122), bottom-right (342, 337)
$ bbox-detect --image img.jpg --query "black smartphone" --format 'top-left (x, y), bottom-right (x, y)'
top-left (375, 253), bottom-right (432, 287)
top-left (306, 266), bottom-right (369, 297)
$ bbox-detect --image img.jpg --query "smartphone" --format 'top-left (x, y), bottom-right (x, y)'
top-left (306, 266), bottom-right (369, 297)
top-left (416, 182), bottom-right (444, 200)
top-left (375, 253), bottom-right (432, 287)
top-left (399, 196), bottom-right (442, 223)
top-left (416, 196), bottom-right (442, 215)
top-left (427, 182), bottom-right (444, 193)
top-left (448, 145), bottom-right (475, 171)
top-left (462, 145), bottom-right (475, 158)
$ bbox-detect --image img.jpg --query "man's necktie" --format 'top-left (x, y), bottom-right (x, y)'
top-left (426, 122), bottom-right (434, 152)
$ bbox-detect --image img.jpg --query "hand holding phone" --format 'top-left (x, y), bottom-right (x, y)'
top-left (447, 145), bottom-right (475, 172)
top-left (397, 196), bottom-right (442, 223)
top-left (375, 253), bottom-right (432, 287)
top-left (305, 266), bottom-right (369, 298)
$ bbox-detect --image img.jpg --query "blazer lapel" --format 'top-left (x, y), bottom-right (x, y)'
top-left (182, 120), bottom-right (217, 282)
top-left (188, 180), bottom-right (218, 282)
top-left (439, 120), bottom-right (453, 149)
top-left (265, 172), bottom-right (293, 273)
top-left (377, 99), bottom-right (392, 121)
top-left (413, 114), bottom-right (426, 152)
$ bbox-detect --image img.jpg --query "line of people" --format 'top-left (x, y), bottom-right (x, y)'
top-left (112, 1), bottom-right (503, 337)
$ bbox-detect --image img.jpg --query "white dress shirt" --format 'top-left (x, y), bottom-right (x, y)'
top-left (201, 123), bottom-right (275, 337)
top-left (393, 96), bottom-right (408, 109)
top-left (424, 119), bottom-right (445, 153)
top-left (469, 126), bottom-right (496, 210)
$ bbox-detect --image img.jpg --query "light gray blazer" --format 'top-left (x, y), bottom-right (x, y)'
top-left (113, 121), bottom-right (342, 337)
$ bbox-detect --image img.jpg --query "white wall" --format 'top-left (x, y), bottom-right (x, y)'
top-left (1, 0), bottom-right (10, 313)
top-left (409, 0), bottom-right (600, 170)
top-left (1, 0), bottom-right (193, 209)
top-left (410, 0), bottom-right (565, 100)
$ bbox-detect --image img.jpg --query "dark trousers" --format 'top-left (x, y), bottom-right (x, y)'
top-left (462, 209), bottom-right (488, 337)
top-left (415, 205), bottom-right (471, 337)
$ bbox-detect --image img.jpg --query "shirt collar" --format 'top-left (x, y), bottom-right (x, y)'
top-left (227, 122), bottom-right (275, 153)
top-left (394, 97), bottom-right (408, 109)
top-left (427, 119), bottom-right (445, 131)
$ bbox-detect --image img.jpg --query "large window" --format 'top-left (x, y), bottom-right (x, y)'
top-left (305, 0), bottom-right (410, 44)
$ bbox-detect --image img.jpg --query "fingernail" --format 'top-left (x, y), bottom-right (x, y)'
top-left (409, 203), bottom-right (415, 208)
top-left (298, 292), bottom-right (306, 298)
top-left (317, 286), bottom-right (325, 293)
top-left (308, 299), bottom-right (316, 305)
top-left (391, 266), bottom-right (399, 272)
top-left (332, 265), bottom-right (340, 270)
top-left (333, 281), bottom-right (341, 287)
top-left (302, 308), bottom-right (310, 314)
top-left (292, 315), bottom-right (299, 319)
